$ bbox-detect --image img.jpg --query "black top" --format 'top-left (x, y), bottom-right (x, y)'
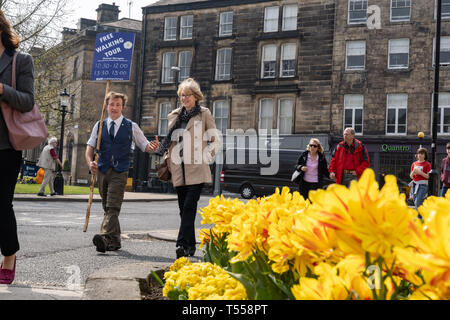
top-left (294, 150), bottom-right (330, 185)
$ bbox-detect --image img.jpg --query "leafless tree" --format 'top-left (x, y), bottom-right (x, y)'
top-left (0, 0), bottom-right (70, 52)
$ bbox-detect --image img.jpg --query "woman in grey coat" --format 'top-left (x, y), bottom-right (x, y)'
top-left (0, 10), bottom-right (35, 284)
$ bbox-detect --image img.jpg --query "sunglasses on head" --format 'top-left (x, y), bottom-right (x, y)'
top-left (309, 144), bottom-right (318, 148)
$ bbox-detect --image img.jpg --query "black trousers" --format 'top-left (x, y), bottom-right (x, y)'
top-left (175, 183), bottom-right (203, 249)
top-left (298, 180), bottom-right (320, 200)
top-left (0, 149), bottom-right (21, 257)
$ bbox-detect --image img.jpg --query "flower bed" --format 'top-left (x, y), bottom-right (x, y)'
top-left (161, 169), bottom-right (450, 300)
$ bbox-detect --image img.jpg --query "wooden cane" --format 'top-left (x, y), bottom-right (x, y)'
top-left (84, 80), bottom-right (111, 232)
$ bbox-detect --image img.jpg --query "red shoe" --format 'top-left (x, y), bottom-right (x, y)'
top-left (0, 256), bottom-right (16, 285)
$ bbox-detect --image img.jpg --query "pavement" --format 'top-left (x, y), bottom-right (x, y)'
top-left (2, 191), bottom-right (186, 300)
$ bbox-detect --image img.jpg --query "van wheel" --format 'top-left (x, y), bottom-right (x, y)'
top-left (240, 184), bottom-right (255, 199)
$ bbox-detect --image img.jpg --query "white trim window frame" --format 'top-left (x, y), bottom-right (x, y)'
top-left (343, 94), bottom-right (364, 135)
top-left (162, 52), bottom-right (175, 83)
top-left (215, 48), bottom-right (232, 81)
top-left (437, 93), bottom-right (450, 134)
top-left (280, 43), bottom-right (296, 78)
top-left (435, 0), bottom-right (450, 19)
top-left (261, 44), bottom-right (277, 79)
top-left (178, 51), bottom-right (192, 81)
top-left (346, 40), bottom-right (366, 71)
top-left (219, 11), bottom-right (233, 37)
top-left (282, 4), bottom-right (298, 31)
top-left (213, 100), bottom-right (230, 135)
top-left (348, 0), bottom-right (368, 25)
top-left (278, 98), bottom-right (294, 134)
top-left (386, 94), bottom-right (408, 135)
top-left (158, 102), bottom-right (172, 136)
top-left (180, 15), bottom-right (193, 40)
top-left (388, 38), bottom-right (410, 69)
top-left (259, 98), bottom-right (274, 131)
top-left (264, 6), bottom-right (279, 33)
top-left (433, 37), bottom-right (450, 66)
top-left (390, 0), bottom-right (411, 22)
top-left (164, 17), bottom-right (177, 41)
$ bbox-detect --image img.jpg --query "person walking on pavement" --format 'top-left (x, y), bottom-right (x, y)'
top-left (440, 142), bottom-right (450, 197)
top-left (156, 78), bottom-right (221, 259)
top-left (37, 137), bottom-right (62, 196)
top-left (0, 9), bottom-right (35, 284)
top-left (410, 147), bottom-right (431, 211)
top-left (294, 138), bottom-right (329, 200)
top-left (86, 91), bottom-right (159, 253)
top-left (329, 127), bottom-right (370, 187)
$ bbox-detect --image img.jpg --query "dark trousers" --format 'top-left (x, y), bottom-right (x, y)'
top-left (175, 183), bottom-right (203, 249)
top-left (0, 149), bottom-right (21, 256)
top-left (97, 168), bottom-right (128, 246)
top-left (298, 180), bottom-right (320, 200)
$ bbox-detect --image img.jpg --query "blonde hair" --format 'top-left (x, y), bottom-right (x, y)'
top-left (105, 91), bottom-right (127, 106)
top-left (177, 78), bottom-right (204, 102)
top-left (306, 138), bottom-right (324, 154)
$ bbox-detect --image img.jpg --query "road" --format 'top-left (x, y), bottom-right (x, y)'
top-left (8, 197), bottom-right (218, 292)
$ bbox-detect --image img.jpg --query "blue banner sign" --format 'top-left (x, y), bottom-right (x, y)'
top-left (91, 32), bottom-right (135, 81)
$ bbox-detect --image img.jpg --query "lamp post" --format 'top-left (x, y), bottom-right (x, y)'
top-left (54, 88), bottom-right (71, 195)
top-left (430, 0), bottom-right (443, 197)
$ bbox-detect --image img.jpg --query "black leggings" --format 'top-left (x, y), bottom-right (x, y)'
top-left (0, 149), bottom-right (21, 257)
top-left (175, 183), bottom-right (203, 249)
top-left (298, 180), bottom-right (320, 200)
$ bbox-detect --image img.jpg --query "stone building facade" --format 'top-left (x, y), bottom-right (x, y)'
top-left (332, 0), bottom-right (450, 186)
top-left (135, 0), bottom-right (336, 193)
top-left (30, 3), bottom-right (142, 186)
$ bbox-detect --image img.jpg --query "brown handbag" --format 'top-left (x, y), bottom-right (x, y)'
top-left (157, 154), bottom-right (171, 182)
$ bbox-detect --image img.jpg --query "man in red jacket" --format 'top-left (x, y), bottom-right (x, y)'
top-left (329, 127), bottom-right (370, 187)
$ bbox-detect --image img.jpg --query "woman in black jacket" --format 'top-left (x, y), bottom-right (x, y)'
top-left (294, 138), bottom-right (329, 200)
top-left (0, 10), bottom-right (35, 284)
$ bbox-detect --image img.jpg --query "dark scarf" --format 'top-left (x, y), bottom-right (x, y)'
top-left (156, 104), bottom-right (202, 155)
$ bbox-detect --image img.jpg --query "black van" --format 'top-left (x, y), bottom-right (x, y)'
top-left (220, 148), bottom-right (302, 199)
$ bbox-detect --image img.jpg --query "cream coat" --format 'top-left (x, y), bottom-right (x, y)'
top-left (166, 106), bottom-right (222, 187)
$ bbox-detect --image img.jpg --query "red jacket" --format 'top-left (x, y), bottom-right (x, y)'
top-left (329, 138), bottom-right (370, 185)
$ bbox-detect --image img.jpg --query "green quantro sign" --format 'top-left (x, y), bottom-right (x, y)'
top-left (381, 144), bottom-right (411, 152)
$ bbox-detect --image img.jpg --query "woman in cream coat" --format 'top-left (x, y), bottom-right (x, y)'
top-left (156, 78), bottom-right (221, 258)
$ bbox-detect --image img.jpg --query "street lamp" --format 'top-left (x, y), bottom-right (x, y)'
top-left (53, 88), bottom-right (71, 195)
top-left (430, 0), bottom-right (443, 197)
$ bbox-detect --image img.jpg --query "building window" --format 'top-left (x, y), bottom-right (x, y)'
top-left (386, 94), bottom-right (407, 135)
top-left (264, 6), bottom-right (279, 33)
top-left (180, 15), bottom-right (193, 39)
top-left (213, 100), bottom-right (229, 134)
top-left (219, 11), bottom-right (233, 37)
top-left (215, 48), bottom-right (232, 81)
top-left (259, 98), bottom-right (274, 131)
top-left (158, 102), bottom-right (172, 136)
top-left (261, 44), bottom-right (277, 78)
top-left (72, 56), bottom-right (79, 80)
top-left (162, 52), bottom-right (175, 83)
top-left (434, 37), bottom-right (450, 65)
top-left (438, 93), bottom-right (450, 134)
top-left (348, 0), bottom-right (368, 24)
top-left (164, 17), bottom-right (177, 41)
top-left (344, 94), bottom-right (363, 134)
top-left (278, 98), bottom-right (293, 134)
top-left (436, 0), bottom-right (450, 19)
top-left (388, 39), bottom-right (409, 69)
top-left (346, 40), bottom-right (366, 70)
top-left (280, 43), bottom-right (296, 77)
top-left (178, 51), bottom-right (192, 81)
top-left (282, 5), bottom-right (298, 31)
top-left (391, 0), bottom-right (411, 21)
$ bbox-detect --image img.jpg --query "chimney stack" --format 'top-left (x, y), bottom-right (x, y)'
top-left (96, 3), bottom-right (120, 24)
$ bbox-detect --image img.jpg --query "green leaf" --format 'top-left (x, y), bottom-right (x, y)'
top-left (227, 271), bottom-right (257, 300)
top-left (151, 271), bottom-right (164, 286)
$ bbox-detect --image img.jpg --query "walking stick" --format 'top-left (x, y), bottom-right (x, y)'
top-left (84, 80), bottom-right (111, 232)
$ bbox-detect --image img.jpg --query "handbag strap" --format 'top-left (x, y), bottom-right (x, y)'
top-left (11, 52), bottom-right (18, 90)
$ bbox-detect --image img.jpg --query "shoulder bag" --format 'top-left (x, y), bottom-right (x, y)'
top-left (157, 153), bottom-right (171, 182)
top-left (0, 52), bottom-right (48, 150)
